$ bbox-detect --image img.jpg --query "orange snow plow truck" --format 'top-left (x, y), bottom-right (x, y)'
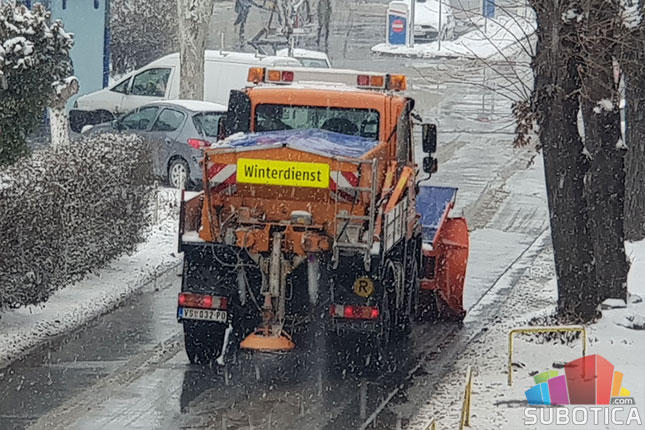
top-left (176, 67), bottom-right (469, 363)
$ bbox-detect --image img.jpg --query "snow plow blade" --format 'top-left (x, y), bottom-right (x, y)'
top-left (435, 217), bottom-right (469, 320)
top-left (417, 185), bottom-right (469, 321)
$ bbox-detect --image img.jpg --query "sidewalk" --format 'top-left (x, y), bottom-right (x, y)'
top-left (404, 242), bottom-right (645, 429)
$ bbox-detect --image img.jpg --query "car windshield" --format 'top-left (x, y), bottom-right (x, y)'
top-left (255, 104), bottom-right (380, 140)
top-left (193, 112), bottom-right (226, 137)
top-left (299, 58), bottom-right (329, 68)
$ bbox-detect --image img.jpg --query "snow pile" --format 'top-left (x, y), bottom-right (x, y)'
top-left (371, 15), bottom-right (536, 60)
top-left (621, 1), bottom-right (642, 29)
top-left (0, 133), bottom-right (156, 310)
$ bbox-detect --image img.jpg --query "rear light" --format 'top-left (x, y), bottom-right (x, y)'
top-left (178, 293), bottom-right (228, 310)
top-left (268, 70), bottom-right (281, 82)
top-left (370, 75), bottom-right (385, 87)
top-left (281, 71), bottom-right (294, 82)
top-left (329, 304), bottom-right (379, 320)
top-left (387, 74), bottom-right (407, 91)
top-left (187, 138), bottom-right (210, 149)
top-left (357, 75), bottom-right (370, 86)
top-left (247, 67), bottom-right (265, 83)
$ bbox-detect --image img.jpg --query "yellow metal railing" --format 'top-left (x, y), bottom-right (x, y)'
top-left (459, 366), bottom-right (473, 429)
top-left (508, 325), bottom-right (587, 386)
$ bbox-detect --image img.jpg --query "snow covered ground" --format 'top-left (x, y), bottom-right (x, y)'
top-left (0, 188), bottom-right (183, 368)
top-left (372, 15), bottom-right (536, 60)
top-left (405, 240), bottom-right (645, 429)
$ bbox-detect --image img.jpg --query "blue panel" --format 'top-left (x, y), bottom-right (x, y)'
top-left (525, 382), bottom-right (552, 405)
top-left (416, 185), bottom-right (457, 244)
top-left (388, 13), bottom-right (407, 45)
top-left (483, 0), bottom-right (495, 18)
top-left (51, 0), bottom-right (107, 109)
top-left (103, 0), bottom-right (110, 88)
top-left (224, 129), bottom-right (379, 158)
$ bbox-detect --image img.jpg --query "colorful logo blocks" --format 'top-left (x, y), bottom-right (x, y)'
top-left (525, 354), bottom-right (632, 406)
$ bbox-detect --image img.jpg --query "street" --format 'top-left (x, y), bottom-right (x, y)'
top-left (0, 1), bottom-right (544, 429)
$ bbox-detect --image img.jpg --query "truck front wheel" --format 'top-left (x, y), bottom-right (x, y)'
top-left (182, 321), bottom-right (227, 365)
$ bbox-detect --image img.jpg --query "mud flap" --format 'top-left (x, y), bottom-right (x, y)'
top-left (435, 217), bottom-right (469, 320)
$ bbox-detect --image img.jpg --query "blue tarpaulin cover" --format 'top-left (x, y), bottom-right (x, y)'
top-left (417, 185), bottom-right (457, 245)
top-left (220, 129), bottom-right (379, 158)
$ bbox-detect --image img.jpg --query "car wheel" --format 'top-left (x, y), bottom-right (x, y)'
top-left (69, 110), bottom-right (90, 133)
top-left (168, 158), bottom-right (190, 189)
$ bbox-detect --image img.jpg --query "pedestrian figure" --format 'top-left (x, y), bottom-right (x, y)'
top-left (316, 0), bottom-right (331, 52)
top-left (235, 0), bottom-right (253, 47)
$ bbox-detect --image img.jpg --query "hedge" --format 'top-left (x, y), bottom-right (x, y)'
top-left (0, 133), bottom-right (156, 310)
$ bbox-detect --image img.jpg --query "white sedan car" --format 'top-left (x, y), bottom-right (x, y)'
top-left (409, 0), bottom-right (455, 41)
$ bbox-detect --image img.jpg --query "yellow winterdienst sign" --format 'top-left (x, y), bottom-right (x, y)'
top-left (237, 158), bottom-right (330, 188)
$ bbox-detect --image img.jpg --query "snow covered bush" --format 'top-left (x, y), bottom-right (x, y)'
top-left (110, 0), bottom-right (178, 75)
top-left (0, 3), bottom-right (74, 166)
top-left (0, 134), bottom-right (156, 310)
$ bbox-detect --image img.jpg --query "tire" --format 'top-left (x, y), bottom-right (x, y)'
top-left (183, 320), bottom-right (227, 365)
top-left (378, 266), bottom-right (397, 350)
top-left (69, 110), bottom-right (90, 133)
top-left (168, 158), bottom-right (191, 189)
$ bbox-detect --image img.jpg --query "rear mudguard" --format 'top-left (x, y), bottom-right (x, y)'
top-left (421, 217), bottom-right (469, 319)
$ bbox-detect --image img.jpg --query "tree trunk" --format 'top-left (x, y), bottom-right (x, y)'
top-left (623, 49), bottom-right (645, 241)
top-left (579, 2), bottom-right (629, 302)
top-left (50, 77), bottom-right (79, 148)
top-left (177, 0), bottom-right (216, 100)
top-left (530, 0), bottom-right (599, 320)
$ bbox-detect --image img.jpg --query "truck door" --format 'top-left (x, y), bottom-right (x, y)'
top-left (119, 67), bottom-right (174, 113)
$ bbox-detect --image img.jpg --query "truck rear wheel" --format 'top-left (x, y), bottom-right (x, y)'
top-left (183, 321), bottom-right (227, 365)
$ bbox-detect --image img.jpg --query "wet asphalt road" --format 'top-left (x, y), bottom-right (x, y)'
top-left (0, 1), bottom-right (541, 429)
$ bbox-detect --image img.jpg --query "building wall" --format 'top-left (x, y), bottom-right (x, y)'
top-left (22, 0), bottom-right (109, 108)
top-left (51, 0), bottom-right (108, 107)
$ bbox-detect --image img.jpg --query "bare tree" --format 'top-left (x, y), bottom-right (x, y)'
top-left (177, 0), bottom-right (217, 100)
top-left (577, 0), bottom-right (629, 302)
top-left (622, 3), bottom-right (645, 241)
top-left (525, 0), bottom-right (600, 320)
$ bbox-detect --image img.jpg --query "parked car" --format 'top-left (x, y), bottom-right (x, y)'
top-left (70, 50), bottom-right (301, 133)
top-left (82, 100), bottom-right (227, 189)
top-left (408, 0), bottom-right (455, 41)
top-left (276, 48), bottom-right (332, 68)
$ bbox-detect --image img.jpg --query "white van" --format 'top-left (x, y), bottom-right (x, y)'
top-left (69, 51), bottom-right (301, 132)
top-left (275, 48), bottom-right (332, 68)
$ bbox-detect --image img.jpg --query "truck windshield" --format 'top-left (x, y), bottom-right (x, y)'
top-left (255, 104), bottom-right (380, 140)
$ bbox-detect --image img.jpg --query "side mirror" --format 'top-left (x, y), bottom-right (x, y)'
top-left (423, 156), bottom-right (438, 175)
top-left (225, 90), bottom-right (251, 137)
top-left (422, 123), bottom-right (437, 154)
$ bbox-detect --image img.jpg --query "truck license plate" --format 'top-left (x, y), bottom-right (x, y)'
top-left (179, 307), bottom-right (227, 322)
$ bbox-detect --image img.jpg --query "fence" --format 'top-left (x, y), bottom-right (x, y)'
top-left (507, 325), bottom-right (588, 385)
top-left (459, 366), bottom-right (473, 429)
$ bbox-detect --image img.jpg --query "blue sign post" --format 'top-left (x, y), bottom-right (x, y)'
top-left (483, 0), bottom-right (495, 18)
top-left (388, 13), bottom-right (408, 45)
top-left (387, 1), bottom-right (411, 46)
